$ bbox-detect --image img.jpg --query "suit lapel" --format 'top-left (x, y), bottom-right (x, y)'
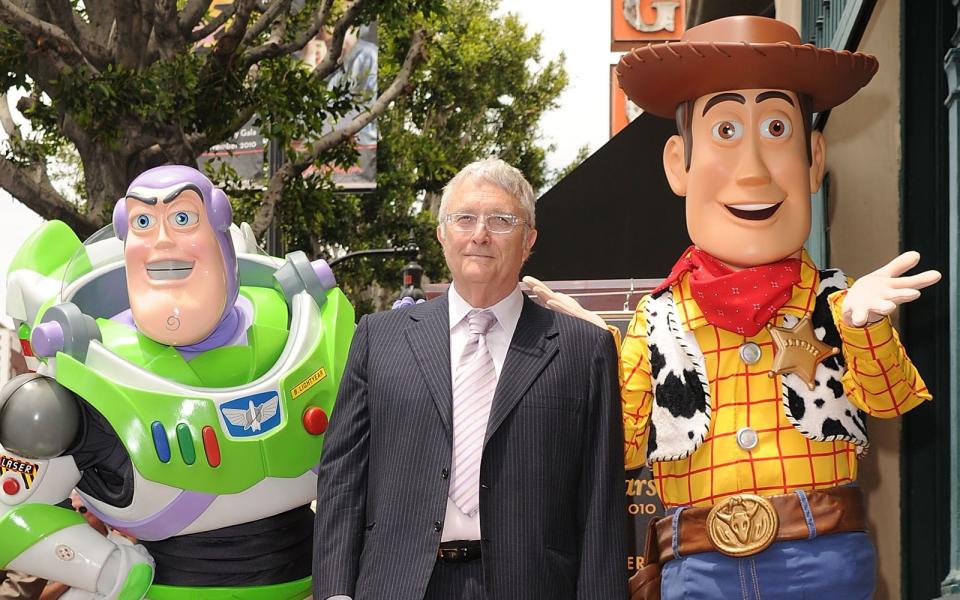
top-left (404, 295), bottom-right (454, 441)
top-left (484, 296), bottom-right (559, 446)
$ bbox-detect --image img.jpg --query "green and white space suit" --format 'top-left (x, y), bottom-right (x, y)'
top-left (0, 220), bottom-right (354, 599)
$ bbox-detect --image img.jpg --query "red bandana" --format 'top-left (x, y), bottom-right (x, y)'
top-left (653, 246), bottom-right (802, 337)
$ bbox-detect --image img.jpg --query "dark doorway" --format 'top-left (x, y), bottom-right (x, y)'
top-left (900, 1), bottom-right (956, 598)
top-left (522, 112), bottom-right (690, 281)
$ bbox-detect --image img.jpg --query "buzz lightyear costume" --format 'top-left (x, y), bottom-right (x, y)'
top-left (0, 166), bottom-right (354, 599)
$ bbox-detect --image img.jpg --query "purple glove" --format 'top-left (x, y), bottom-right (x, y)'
top-left (391, 297), bottom-right (425, 310)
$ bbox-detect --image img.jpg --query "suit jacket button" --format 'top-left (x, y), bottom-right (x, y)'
top-left (441, 468), bottom-right (449, 479)
top-left (434, 521), bottom-right (442, 532)
top-left (480, 482), bottom-right (489, 489)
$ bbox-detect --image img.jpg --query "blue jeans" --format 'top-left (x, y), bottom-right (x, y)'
top-left (661, 510), bottom-right (876, 600)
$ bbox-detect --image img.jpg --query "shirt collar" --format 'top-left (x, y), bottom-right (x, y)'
top-left (448, 282), bottom-right (524, 337)
top-left (673, 248), bottom-right (820, 332)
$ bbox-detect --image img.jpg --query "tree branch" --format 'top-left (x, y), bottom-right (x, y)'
top-left (150, 0), bottom-right (183, 60)
top-left (251, 29), bottom-right (429, 237)
top-left (0, 155), bottom-right (99, 236)
top-left (187, 2), bottom-right (237, 43)
top-left (311, 0), bottom-right (369, 82)
top-left (0, 95), bottom-right (18, 139)
top-left (83, 0), bottom-right (117, 50)
top-left (110, 0), bottom-right (150, 67)
top-left (240, 0), bottom-right (334, 69)
top-left (204, 0), bottom-right (256, 72)
top-left (40, 0), bottom-right (110, 66)
top-left (178, 0), bottom-right (214, 36)
top-left (0, 0), bottom-right (100, 73)
top-left (41, 0), bottom-right (100, 60)
top-left (241, 0), bottom-right (291, 45)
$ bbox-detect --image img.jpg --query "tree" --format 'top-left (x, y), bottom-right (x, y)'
top-left (301, 0), bottom-right (568, 312)
top-left (0, 0), bottom-right (436, 237)
top-left (0, 0), bottom-right (567, 315)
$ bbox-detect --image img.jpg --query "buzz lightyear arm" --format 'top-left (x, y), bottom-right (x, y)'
top-left (0, 376), bottom-right (154, 600)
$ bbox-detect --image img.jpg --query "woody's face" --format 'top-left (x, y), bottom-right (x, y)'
top-left (663, 89), bottom-right (826, 268)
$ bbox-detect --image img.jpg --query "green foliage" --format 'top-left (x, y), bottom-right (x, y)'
top-left (305, 0), bottom-right (568, 314)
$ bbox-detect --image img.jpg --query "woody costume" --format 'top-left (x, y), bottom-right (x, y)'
top-left (606, 15), bottom-right (934, 600)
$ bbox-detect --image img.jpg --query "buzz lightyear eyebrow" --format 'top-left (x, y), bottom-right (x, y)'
top-left (702, 92), bottom-right (746, 116)
top-left (162, 184), bottom-right (203, 204)
top-left (126, 193), bottom-right (157, 205)
top-left (756, 91), bottom-right (795, 106)
top-left (126, 184), bottom-right (203, 206)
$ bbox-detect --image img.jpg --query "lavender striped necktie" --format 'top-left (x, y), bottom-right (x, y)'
top-left (449, 309), bottom-right (498, 516)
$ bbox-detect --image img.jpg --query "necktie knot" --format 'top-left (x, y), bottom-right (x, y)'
top-left (467, 309), bottom-right (497, 336)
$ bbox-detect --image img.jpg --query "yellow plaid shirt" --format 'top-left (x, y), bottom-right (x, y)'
top-left (620, 250), bottom-right (931, 508)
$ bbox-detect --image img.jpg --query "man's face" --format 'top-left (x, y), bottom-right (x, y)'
top-left (124, 187), bottom-right (227, 346)
top-left (664, 89), bottom-right (825, 268)
top-left (437, 178), bottom-right (537, 306)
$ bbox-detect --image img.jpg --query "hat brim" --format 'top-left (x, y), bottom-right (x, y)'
top-left (617, 41), bottom-right (879, 119)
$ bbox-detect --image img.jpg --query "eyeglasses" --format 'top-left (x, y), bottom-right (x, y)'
top-left (442, 213), bottom-right (529, 234)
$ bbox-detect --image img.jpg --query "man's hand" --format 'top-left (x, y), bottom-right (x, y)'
top-left (841, 251), bottom-right (941, 327)
top-left (522, 276), bottom-right (608, 330)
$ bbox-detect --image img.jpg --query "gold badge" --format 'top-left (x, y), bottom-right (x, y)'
top-left (767, 316), bottom-right (840, 390)
top-left (706, 494), bottom-right (779, 557)
top-left (291, 367), bottom-right (327, 399)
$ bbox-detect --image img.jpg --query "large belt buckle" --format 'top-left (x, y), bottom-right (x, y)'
top-left (706, 494), bottom-right (779, 557)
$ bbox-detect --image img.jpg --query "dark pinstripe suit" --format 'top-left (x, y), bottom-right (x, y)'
top-left (313, 293), bottom-right (628, 600)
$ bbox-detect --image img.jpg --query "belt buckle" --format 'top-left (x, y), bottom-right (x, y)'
top-left (706, 494), bottom-right (779, 557)
top-left (438, 546), bottom-right (468, 562)
top-left (437, 548), bottom-right (462, 562)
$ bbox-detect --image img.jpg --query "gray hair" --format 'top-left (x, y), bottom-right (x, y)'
top-left (438, 158), bottom-right (536, 228)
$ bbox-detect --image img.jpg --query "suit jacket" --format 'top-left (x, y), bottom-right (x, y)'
top-left (313, 293), bottom-right (627, 600)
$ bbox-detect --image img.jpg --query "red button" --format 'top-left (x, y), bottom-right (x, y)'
top-left (303, 407), bottom-right (328, 435)
top-left (201, 426), bottom-right (221, 468)
top-left (2, 478), bottom-right (20, 496)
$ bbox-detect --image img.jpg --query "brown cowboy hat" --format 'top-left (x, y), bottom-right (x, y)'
top-left (616, 15), bottom-right (878, 119)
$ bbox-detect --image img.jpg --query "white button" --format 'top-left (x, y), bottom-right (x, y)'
top-left (737, 427), bottom-right (759, 451)
top-left (739, 342), bottom-right (762, 365)
top-left (55, 545), bottom-right (75, 561)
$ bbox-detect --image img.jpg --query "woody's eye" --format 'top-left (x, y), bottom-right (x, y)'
top-left (760, 117), bottom-right (792, 139)
top-left (712, 120), bottom-right (742, 141)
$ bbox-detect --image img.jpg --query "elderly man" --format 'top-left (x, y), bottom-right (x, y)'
top-left (527, 15), bottom-right (940, 600)
top-left (313, 158), bottom-right (628, 600)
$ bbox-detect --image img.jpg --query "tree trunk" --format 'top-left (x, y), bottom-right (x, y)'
top-left (80, 148), bottom-right (138, 231)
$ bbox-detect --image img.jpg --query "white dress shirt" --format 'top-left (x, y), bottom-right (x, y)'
top-left (441, 282), bottom-right (523, 541)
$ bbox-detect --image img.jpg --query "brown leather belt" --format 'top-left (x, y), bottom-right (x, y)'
top-left (654, 487), bottom-right (867, 563)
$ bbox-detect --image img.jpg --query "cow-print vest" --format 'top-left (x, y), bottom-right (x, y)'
top-left (644, 268), bottom-right (869, 464)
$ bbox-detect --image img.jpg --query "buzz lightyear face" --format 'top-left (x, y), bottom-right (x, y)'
top-left (123, 184), bottom-right (228, 346)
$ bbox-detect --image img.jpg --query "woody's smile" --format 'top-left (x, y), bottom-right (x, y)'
top-left (725, 202), bottom-right (782, 221)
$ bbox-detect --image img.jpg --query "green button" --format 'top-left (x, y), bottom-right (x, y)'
top-left (176, 423), bottom-right (196, 465)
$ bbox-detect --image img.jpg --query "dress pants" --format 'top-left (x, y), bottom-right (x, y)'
top-left (422, 559), bottom-right (485, 600)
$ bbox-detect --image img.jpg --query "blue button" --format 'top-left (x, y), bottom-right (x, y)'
top-left (151, 421), bottom-right (171, 463)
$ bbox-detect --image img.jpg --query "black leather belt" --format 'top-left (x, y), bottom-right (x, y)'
top-left (437, 540), bottom-right (482, 563)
